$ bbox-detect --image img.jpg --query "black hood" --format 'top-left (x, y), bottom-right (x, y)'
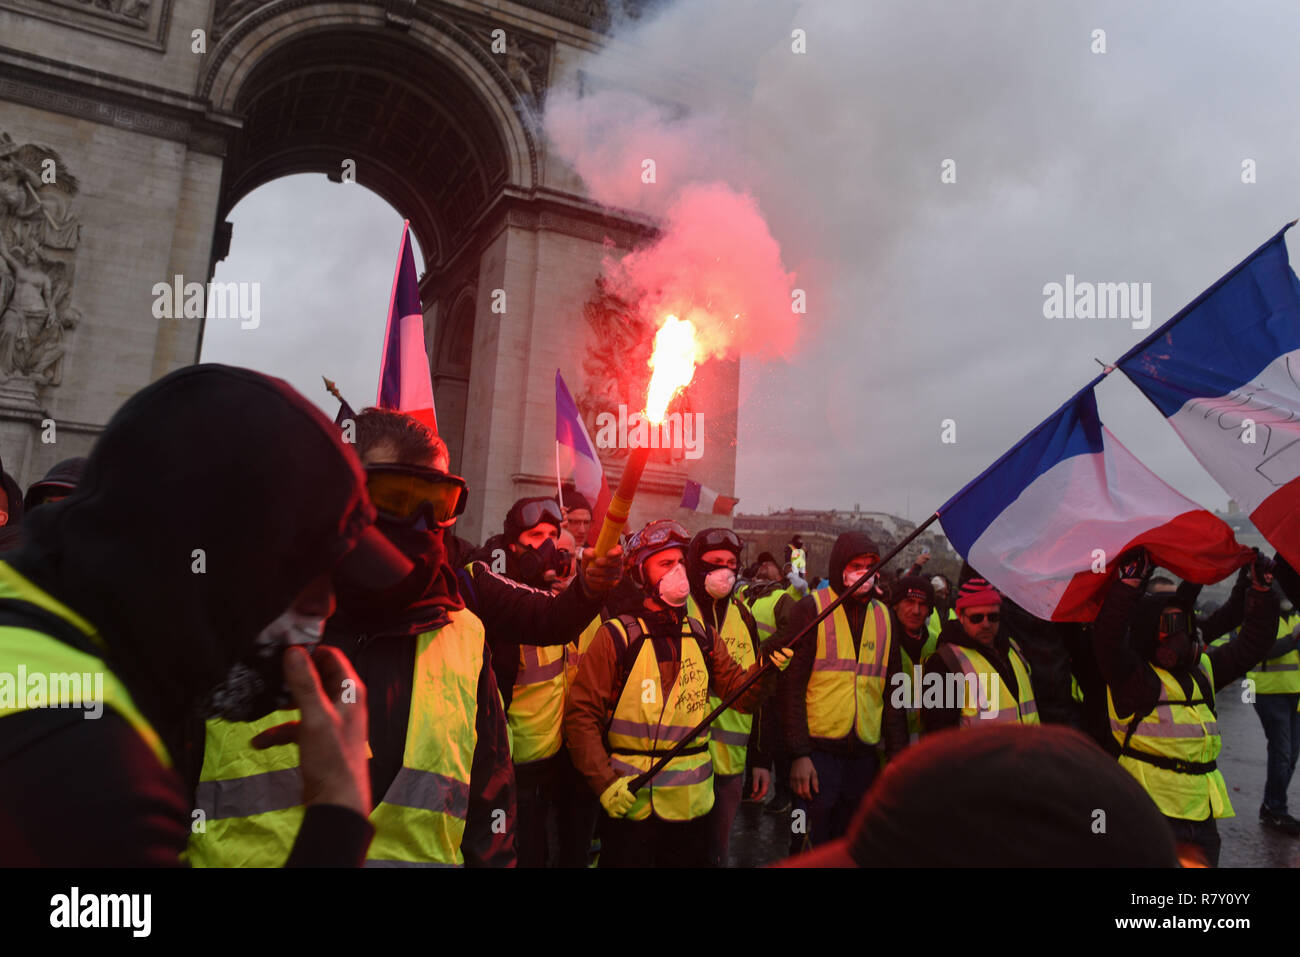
top-left (0, 467), bottom-right (22, 527)
top-left (24, 456), bottom-right (86, 511)
top-left (685, 529), bottom-right (739, 621)
top-left (828, 530), bottom-right (880, 597)
top-left (7, 364), bottom-right (374, 747)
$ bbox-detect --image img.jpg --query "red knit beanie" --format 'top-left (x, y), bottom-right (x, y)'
top-left (955, 576), bottom-right (1000, 610)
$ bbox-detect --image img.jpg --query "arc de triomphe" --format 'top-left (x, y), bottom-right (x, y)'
top-left (0, 0), bottom-right (739, 541)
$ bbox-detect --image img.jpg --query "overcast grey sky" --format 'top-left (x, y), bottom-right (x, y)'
top-left (202, 0), bottom-right (1300, 526)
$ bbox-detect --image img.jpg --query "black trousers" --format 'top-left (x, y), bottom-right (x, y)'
top-left (1166, 814), bottom-right (1221, 867)
top-left (555, 749), bottom-right (599, 868)
top-left (515, 754), bottom-right (562, 868)
top-left (598, 814), bottom-right (712, 868)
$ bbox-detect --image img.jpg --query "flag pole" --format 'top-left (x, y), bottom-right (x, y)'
top-left (554, 442), bottom-right (566, 510)
top-left (626, 511), bottom-right (940, 794)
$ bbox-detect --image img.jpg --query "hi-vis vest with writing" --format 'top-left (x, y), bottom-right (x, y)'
top-left (789, 547), bottom-right (807, 576)
top-left (1248, 612), bottom-right (1300, 696)
top-left (688, 595), bottom-right (755, 777)
top-left (188, 608), bottom-right (485, 867)
top-left (805, 585), bottom-right (892, 745)
top-left (0, 562), bottom-right (172, 769)
top-left (945, 640), bottom-right (1039, 728)
top-left (604, 616), bottom-right (714, 822)
top-left (509, 641), bottom-right (566, 765)
top-left (1108, 654), bottom-right (1231, 821)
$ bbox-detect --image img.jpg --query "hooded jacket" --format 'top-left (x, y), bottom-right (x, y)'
top-left (779, 531), bottom-right (909, 760)
top-left (0, 365), bottom-right (377, 866)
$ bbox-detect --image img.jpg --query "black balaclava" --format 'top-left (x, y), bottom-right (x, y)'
top-left (8, 365), bottom-right (375, 755)
top-left (686, 530), bottom-right (741, 629)
top-left (1131, 591), bottom-right (1201, 671)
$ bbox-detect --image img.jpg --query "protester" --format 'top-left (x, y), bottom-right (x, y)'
top-left (0, 453), bottom-right (24, 553)
top-left (559, 487), bottom-right (593, 548)
top-left (921, 576), bottom-right (1039, 733)
top-left (926, 573), bottom-right (955, 640)
top-left (1093, 547), bottom-right (1278, 866)
top-left (24, 456), bottom-right (85, 511)
top-left (565, 519), bottom-right (789, 867)
top-left (779, 531), bottom-right (908, 851)
top-left (1251, 554), bottom-right (1300, 835)
top-left (0, 365), bottom-right (390, 866)
top-left (888, 574), bottom-right (937, 742)
top-left (554, 528), bottom-right (578, 595)
top-left (744, 562), bottom-right (803, 815)
top-left (776, 724), bottom-right (1180, 867)
top-left (683, 526), bottom-right (772, 866)
top-left (473, 495), bottom-right (596, 867)
top-left (786, 535), bottom-right (807, 578)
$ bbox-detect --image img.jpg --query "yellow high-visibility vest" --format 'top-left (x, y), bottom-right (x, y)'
top-left (1108, 654), bottom-right (1231, 821)
top-left (804, 585), bottom-right (892, 744)
top-left (926, 607), bottom-right (956, 642)
top-left (189, 608), bottom-right (485, 867)
top-left (603, 616), bottom-right (714, 822)
top-left (1248, 613), bottom-right (1300, 696)
top-left (897, 626), bottom-right (940, 742)
top-left (688, 595), bottom-right (755, 777)
top-left (565, 615), bottom-right (604, 696)
top-left (0, 562), bottom-right (171, 770)
top-left (508, 642), bottom-right (566, 765)
top-left (944, 640), bottom-right (1039, 728)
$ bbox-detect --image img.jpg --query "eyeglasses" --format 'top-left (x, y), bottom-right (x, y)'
top-left (509, 498), bottom-right (564, 531)
top-left (965, 612), bottom-right (1000, 625)
top-left (696, 528), bottom-right (742, 552)
top-left (365, 465), bottom-right (468, 527)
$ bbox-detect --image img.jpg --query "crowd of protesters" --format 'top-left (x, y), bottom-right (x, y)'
top-left (0, 364), bottom-right (1294, 869)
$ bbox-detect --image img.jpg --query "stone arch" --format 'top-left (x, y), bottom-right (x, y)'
top-left (201, 1), bottom-right (539, 271)
top-left (432, 284), bottom-right (476, 470)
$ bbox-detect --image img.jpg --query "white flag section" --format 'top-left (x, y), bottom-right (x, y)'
top-left (1118, 226), bottom-right (1300, 569)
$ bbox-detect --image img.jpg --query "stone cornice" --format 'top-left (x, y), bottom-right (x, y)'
top-left (421, 186), bottom-right (659, 290)
top-left (0, 46), bottom-right (240, 154)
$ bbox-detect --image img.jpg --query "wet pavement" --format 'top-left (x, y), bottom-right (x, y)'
top-left (724, 694), bottom-right (1300, 867)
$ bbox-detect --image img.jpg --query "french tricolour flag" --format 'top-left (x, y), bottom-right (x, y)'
top-left (1118, 224), bottom-right (1300, 571)
top-left (939, 387), bottom-right (1251, 621)
top-left (555, 370), bottom-right (610, 546)
top-left (377, 221), bottom-right (437, 433)
top-left (680, 480), bottom-right (739, 516)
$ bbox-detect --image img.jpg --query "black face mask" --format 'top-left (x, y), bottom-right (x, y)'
top-left (513, 537), bottom-right (565, 588)
top-left (1154, 632), bottom-right (1200, 670)
top-left (333, 518), bottom-right (444, 620)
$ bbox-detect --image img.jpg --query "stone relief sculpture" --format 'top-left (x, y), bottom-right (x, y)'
top-left (579, 277), bottom-right (695, 463)
top-left (0, 133), bottom-right (82, 388)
